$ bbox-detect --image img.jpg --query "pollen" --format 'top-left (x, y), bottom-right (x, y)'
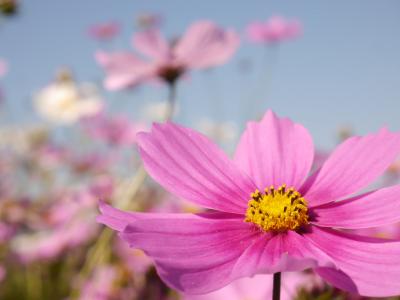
top-left (244, 184), bottom-right (309, 232)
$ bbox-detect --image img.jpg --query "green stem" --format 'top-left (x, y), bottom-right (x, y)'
top-left (166, 81), bottom-right (177, 121)
top-left (272, 272), bottom-right (281, 300)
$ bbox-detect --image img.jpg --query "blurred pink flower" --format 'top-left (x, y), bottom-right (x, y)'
top-left (79, 266), bottom-right (117, 300)
top-left (81, 112), bottom-right (147, 146)
top-left (88, 21), bottom-right (120, 41)
top-left (11, 187), bottom-right (100, 263)
top-left (0, 222), bottom-right (15, 243)
top-left (12, 213), bottom-right (98, 263)
top-left (70, 152), bottom-right (113, 174)
top-left (99, 110), bottom-right (400, 297)
top-left (36, 143), bottom-right (70, 169)
top-left (88, 175), bottom-right (114, 200)
top-left (0, 59), bottom-right (8, 78)
top-left (96, 20), bottom-right (240, 90)
top-left (247, 16), bottom-right (302, 44)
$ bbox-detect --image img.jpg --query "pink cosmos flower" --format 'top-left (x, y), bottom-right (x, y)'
top-left (98, 110), bottom-right (400, 297)
top-left (96, 20), bottom-right (240, 90)
top-left (88, 21), bottom-right (120, 41)
top-left (247, 16), bottom-right (302, 44)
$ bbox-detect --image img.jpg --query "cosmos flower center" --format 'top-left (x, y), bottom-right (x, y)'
top-left (244, 184), bottom-right (309, 232)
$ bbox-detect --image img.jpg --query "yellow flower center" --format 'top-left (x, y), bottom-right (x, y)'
top-left (245, 184), bottom-right (309, 232)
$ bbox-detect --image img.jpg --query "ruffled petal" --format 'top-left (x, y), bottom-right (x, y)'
top-left (301, 128), bottom-right (400, 207)
top-left (137, 122), bottom-right (256, 214)
top-left (132, 29), bottom-right (170, 60)
top-left (306, 226), bottom-right (400, 297)
top-left (174, 20), bottom-right (239, 69)
top-left (119, 213), bottom-right (260, 294)
top-left (312, 185), bottom-right (400, 229)
top-left (234, 110), bottom-right (314, 191)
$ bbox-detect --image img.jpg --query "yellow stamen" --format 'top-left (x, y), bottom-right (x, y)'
top-left (244, 184), bottom-right (309, 232)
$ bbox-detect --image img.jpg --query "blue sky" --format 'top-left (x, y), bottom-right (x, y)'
top-left (1, 0), bottom-right (400, 149)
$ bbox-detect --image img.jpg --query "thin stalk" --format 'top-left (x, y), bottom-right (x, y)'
top-left (165, 81), bottom-right (177, 121)
top-left (272, 272), bottom-right (281, 300)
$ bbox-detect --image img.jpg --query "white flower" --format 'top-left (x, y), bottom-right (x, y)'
top-left (34, 81), bottom-right (102, 124)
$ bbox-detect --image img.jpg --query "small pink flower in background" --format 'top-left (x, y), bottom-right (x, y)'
top-left (78, 266), bottom-right (118, 300)
top-left (247, 16), bottom-right (302, 44)
top-left (69, 152), bottom-right (114, 174)
top-left (96, 20), bottom-right (240, 90)
top-left (12, 189), bottom-right (99, 263)
top-left (88, 175), bottom-right (114, 199)
top-left (135, 13), bottom-right (163, 30)
top-left (88, 21), bottom-right (120, 41)
top-left (0, 222), bottom-right (15, 243)
top-left (99, 110), bottom-right (400, 297)
top-left (81, 112), bottom-right (147, 146)
top-left (184, 272), bottom-right (322, 300)
top-left (0, 59), bottom-right (8, 78)
top-left (36, 144), bottom-right (70, 169)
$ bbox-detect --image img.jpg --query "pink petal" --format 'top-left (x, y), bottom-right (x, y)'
top-left (97, 201), bottom-right (142, 231)
top-left (234, 110), bottom-right (314, 191)
top-left (302, 128), bottom-right (400, 207)
top-left (306, 226), bottom-right (400, 297)
top-left (95, 50), bottom-right (153, 90)
top-left (120, 214), bottom-right (260, 294)
top-left (132, 29), bottom-right (170, 60)
top-left (174, 20), bottom-right (240, 69)
top-left (137, 122), bottom-right (256, 214)
top-left (231, 230), bottom-right (334, 276)
top-left (97, 201), bottom-right (239, 231)
top-left (312, 185), bottom-right (400, 229)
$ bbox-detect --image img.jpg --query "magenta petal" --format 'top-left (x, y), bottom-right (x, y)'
top-left (174, 20), bottom-right (240, 69)
top-left (97, 201), bottom-right (142, 231)
top-left (133, 29), bottom-right (170, 60)
top-left (306, 226), bottom-right (400, 297)
top-left (232, 230), bottom-right (334, 276)
top-left (302, 128), bottom-right (400, 207)
top-left (119, 214), bottom-right (259, 294)
top-left (312, 185), bottom-right (400, 229)
top-left (137, 122), bottom-right (256, 214)
top-left (96, 201), bottom-right (208, 231)
top-left (234, 110), bottom-right (314, 190)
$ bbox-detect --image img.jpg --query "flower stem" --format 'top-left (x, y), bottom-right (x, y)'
top-left (272, 272), bottom-right (281, 300)
top-left (166, 81), bottom-right (177, 121)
